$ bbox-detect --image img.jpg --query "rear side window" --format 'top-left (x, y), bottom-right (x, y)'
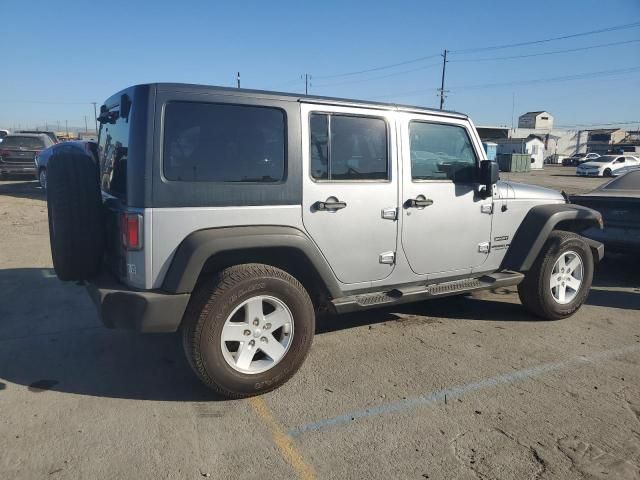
top-left (2, 136), bottom-right (45, 149)
top-left (163, 102), bottom-right (285, 182)
top-left (310, 113), bottom-right (388, 181)
top-left (409, 122), bottom-right (477, 182)
top-left (98, 107), bottom-right (130, 198)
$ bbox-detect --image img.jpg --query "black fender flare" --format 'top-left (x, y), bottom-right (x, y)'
top-left (501, 204), bottom-right (603, 272)
top-left (162, 226), bottom-right (342, 297)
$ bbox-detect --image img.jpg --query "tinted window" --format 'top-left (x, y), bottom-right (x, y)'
top-left (163, 102), bottom-right (285, 182)
top-left (409, 122), bottom-right (477, 182)
top-left (310, 113), bottom-right (388, 181)
top-left (98, 107), bottom-right (130, 197)
top-left (2, 136), bottom-right (45, 149)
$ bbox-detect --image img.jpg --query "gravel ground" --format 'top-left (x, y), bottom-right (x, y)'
top-left (1, 168), bottom-right (639, 480)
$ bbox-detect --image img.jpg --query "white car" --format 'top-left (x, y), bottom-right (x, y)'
top-left (576, 155), bottom-right (640, 177)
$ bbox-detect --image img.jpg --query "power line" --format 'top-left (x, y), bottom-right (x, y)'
top-left (556, 120), bottom-right (640, 128)
top-left (312, 62), bottom-right (441, 88)
top-left (450, 39), bottom-right (640, 63)
top-left (371, 65), bottom-right (640, 100)
top-left (450, 66), bottom-right (640, 90)
top-left (313, 53), bottom-right (441, 80)
top-left (450, 21), bottom-right (640, 54)
top-left (0, 100), bottom-right (92, 105)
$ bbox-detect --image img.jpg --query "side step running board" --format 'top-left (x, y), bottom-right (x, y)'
top-left (331, 271), bottom-right (524, 314)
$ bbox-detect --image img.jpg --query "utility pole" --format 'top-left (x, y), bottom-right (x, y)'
top-left (65, 120), bottom-right (68, 139)
top-left (237, 72), bottom-right (241, 88)
top-left (438, 49), bottom-right (448, 110)
top-left (91, 102), bottom-right (98, 133)
top-left (84, 115), bottom-right (88, 133)
top-left (511, 92), bottom-right (515, 132)
top-left (303, 73), bottom-right (311, 95)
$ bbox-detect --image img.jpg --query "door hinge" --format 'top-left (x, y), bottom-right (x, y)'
top-left (381, 207), bottom-right (397, 220)
top-left (379, 251), bottom-right (395, 264)
top-left (481, 204), bottom-right (493, 214)
top-left (478, 242), bottom-right (490, 254)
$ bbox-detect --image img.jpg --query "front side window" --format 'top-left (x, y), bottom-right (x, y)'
top-left (309, 113), bottom-right (388, 181)
top-left (163, 102), bottom-right (285, 182)
top-left (409, 121), bottom-right (477, 182)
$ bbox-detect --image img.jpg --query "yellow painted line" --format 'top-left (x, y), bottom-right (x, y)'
top-left (249, 397), bottom-right (316, 480)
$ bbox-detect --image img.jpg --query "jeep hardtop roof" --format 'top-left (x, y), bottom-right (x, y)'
top-left (102, 83), bottom-right (469, 120)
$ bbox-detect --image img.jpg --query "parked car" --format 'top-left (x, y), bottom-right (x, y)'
top-left (571, 169), bottom-right (640, 253)
top-left (612, 165), bottom-right (640, 177)
top-left (0, 129), bottom-right (9, 143)
top-left (576, 155), bottom-right (640, 177)
top-left (563, 152), bottom-right (600, 166)
top-left (17, 130), bottom-right (60, 144)
top-left (0, 134), bottom-right (54, 177)
top-left (34, 140), bottom-right (98, 188)
top-left (45, 83), bottom-right (604, 398)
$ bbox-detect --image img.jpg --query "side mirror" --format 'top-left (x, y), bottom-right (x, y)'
top-left (479, 160), bottom-right (499, 197)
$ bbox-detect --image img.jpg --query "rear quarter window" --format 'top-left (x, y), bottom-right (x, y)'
top-left (162, 102), bottom-right (286, 183)
top-left (98, 107), bottom-right (130, 198)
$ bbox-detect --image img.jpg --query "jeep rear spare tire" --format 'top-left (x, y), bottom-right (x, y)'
top-left (47, 152), bottom-right (104, 281)
top-left (181, 264), bottom-right (315, 398)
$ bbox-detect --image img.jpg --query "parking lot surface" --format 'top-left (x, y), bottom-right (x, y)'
top-left (1, 166), bottom-right (639, 480)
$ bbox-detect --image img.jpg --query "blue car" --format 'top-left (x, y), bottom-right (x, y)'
top-left (35, 140), bottom-right (98, 189)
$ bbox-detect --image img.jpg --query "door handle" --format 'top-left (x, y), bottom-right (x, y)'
top-left (314, 198), bottom-right (347, 211)
top-left (405, 197), bottom-right (434, 208)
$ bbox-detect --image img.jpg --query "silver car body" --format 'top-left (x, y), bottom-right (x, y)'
top-left (124, 103), bottom-right (564, 293)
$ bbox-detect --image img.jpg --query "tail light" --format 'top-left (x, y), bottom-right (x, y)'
top-left (121, 213), bottom-right (143, 250)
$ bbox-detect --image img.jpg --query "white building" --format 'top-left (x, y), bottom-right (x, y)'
top-left (518, 111), bottom-right (554, 129)
top-left (495, 135), bottom-right (545, 169)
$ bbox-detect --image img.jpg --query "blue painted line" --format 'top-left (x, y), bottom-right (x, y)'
top-left (288, 344), bottom-right (640, 437)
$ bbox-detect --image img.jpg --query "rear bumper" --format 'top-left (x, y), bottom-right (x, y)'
top-left (583, 226), bottom-right (640, 254)
top-left (0, 164), bottom-right (36, 174)
top-left (87, 272), bottom-right (190, 332)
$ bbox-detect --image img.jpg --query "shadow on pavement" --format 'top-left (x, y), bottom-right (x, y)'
top-left (0, 254), bottom-right (636, 401)
top-left (0, 180), bottom-right (45, 201)
top-left (0, 267), bottom-right (218, 402)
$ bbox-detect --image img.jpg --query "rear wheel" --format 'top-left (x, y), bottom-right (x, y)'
top-left (518, 231), bottom-right (593, 320)
top-left (182, 264), bottom-right (315, 398)
top-left (38, 168), bottom-right (47, 189)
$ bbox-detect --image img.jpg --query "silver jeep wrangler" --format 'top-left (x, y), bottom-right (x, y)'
top-left (46, 83), bottom-right (604, 398)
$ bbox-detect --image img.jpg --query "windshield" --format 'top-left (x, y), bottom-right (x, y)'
top-left (1, 136), bottom-right (45, 149)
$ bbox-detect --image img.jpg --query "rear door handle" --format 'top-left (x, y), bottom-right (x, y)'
top-left (405, 197), bottom-right (434, 208)
top-left (314, 198), bottom-right (347, 211)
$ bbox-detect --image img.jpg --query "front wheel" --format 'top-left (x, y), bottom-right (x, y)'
top-left (518, 231), bottom-right (594, 320)
top-left (603, 168), bottom-right (612, 177)
top-left (182, 264), bottom-right (315, 398)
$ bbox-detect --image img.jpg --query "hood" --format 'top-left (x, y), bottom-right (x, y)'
top-left (497, 181), bottom-right (565, 201)
top-left (579, 161), bottom-right (605, 169)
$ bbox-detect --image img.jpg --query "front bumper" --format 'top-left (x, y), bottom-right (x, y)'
top-left (576, 170), bottom-right (600, 177)
top-left (87, 272), bottom-right (191, 332)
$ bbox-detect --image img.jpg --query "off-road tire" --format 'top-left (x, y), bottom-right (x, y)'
top-left (38, 168), bottom-right (47, 189)
top-left (518, 231), bottom-right (593, 320)
top-left (47, 152), bottom-right (104, 281)
top-left (181, 264), bottom-right (315, 398)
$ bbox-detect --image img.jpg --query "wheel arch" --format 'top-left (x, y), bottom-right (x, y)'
top-left (501, 204), bottom-right (604, 272)
top-left (162, 226), bottom-right (342, 306)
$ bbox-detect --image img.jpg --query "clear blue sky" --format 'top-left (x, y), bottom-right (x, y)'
top-left (2, 0), bottom-right (639, 130)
